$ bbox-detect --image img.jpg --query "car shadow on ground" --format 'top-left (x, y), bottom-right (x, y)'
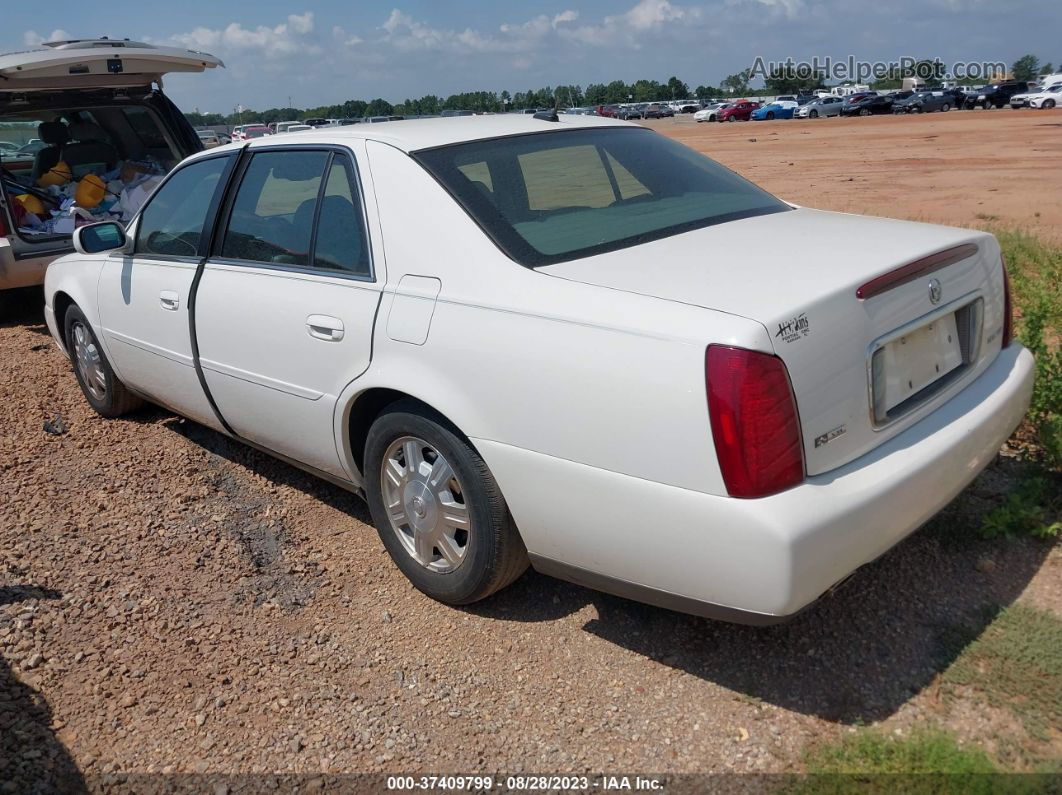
top-left (471, 506), bottom-right (1054, 725)
top-left (152, 405), bottom-right (1054, 725)
top-left (0, 287), bottom-right (50, 336)
top-left (0, 585), bottom-right (87, 793)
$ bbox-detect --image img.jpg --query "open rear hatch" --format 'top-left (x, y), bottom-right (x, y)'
top-left (542, 207), bottom-right (1009, 476)
top-left (0, 39), bottom-right (223, 91)
top-left (1, 39), bottom-right (221, 256)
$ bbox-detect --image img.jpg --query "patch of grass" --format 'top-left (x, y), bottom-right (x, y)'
top-left (942, 605), bottom-right (1062, 741)
top-left (978, 477), bottom-right (1062, 540)
top-left (998, 229), bottom-right (1062, 471)
top-left (805, 728), bottom-right (998, 776)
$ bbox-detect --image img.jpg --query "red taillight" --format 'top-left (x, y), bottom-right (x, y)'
top-left (706, 345), bottom-right (805, 498)
top-left (1001, 257), bottom-right (1013, 348)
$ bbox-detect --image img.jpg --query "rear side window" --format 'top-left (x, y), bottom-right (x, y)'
top-left (219, 149), bottom-right (370, 276)
top-left (134, 155), bottom-right (230, 258)
top-left (414, 128), bottom-right (789, 267)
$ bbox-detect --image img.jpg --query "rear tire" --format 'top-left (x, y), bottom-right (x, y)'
top-left (363, 400), bottom-right (528, 605)
top-left (64, 305), bottom-right (142, 418)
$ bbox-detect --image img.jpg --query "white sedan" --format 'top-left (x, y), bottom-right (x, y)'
top-left (43, 115), bottom-right (1033, 624)
top-left (1028, 84), bottom-right (1062, 108)
top-left (694, 103), bottom-right (732, 122)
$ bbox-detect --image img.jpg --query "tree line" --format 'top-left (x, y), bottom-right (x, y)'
top-left (184, 55), bottom-right (1062, 128)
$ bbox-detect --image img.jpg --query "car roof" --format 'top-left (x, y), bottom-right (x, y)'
top-left (202, 114), bottom-right (635, 157)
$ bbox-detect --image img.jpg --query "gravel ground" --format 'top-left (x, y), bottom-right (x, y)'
top-left (1, 245), bottom-right (1060, 785)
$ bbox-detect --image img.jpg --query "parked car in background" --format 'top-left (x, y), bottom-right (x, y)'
top-left (642, 103), bottom-right (675, 119)
top-left (751, 102), bottom-right (797, 120)
top-left (970, 81), bottom-right (1029, 109)
top-left (303, 117), bottom-right (330, 127)
top-left (892, 91), bottom-right (954, 113)
top-left (717, 101), bottom-right (762, 122)
top-left (671, 100), bottom-right (701, 113)
top-left (795, 96), bottom-right (844, 118)
top-left (44, 115), bottom-right (1032, 624)
top-left (840, 94), bottom-right (894, 116)
top-left (282, 124), bottom-right (313, 134)
top-left (596, 105), bottom-right (621, 118)
top-left (1028, 84), bottom-right (1062, 109)
top-left (273, 121), bottom-right (302, 133)
top-left (616, 105), bottom-right (644, 120)
top-left (197, 130), bottom-right (222, 148)
top-left (0, 38), bottom-right (221, 302)
top-left (1011, 82), bottom-right (1062, 108)
top-left (694, 103), bottom-right (732, 122)
top-left (774, 95), bottom-right (798, 104)
top-left (232, 125), bottom-right (271, 142)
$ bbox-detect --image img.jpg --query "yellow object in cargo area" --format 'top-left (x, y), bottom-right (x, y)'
top-left (38, 161), bottom-right (72, 187)
top-left (75, 174), bottom-right (107, 209)
top-left (15, 194), bottom-right (46, 216)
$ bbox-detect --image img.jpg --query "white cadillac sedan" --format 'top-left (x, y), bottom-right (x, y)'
top-left (43, 115), bottom-right (1034, 624)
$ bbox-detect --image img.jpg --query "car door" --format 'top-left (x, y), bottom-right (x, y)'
top-left (97, 152), bottom-right (234, 430)
top-left (193, 144), bottom-right (382, 478)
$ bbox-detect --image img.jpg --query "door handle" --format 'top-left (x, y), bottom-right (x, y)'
top-left (160, 291), bottom-right (180, 311)
top-left (306, 314), bottom-right (344, 341)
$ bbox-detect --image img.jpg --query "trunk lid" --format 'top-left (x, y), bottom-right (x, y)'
top-left (541, 208), bottom-right (1007, 475)
top-left (0, 39), bottom-right (222, 92)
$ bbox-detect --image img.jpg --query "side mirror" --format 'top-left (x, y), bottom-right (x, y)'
top-left (73, 222), bottom-right (127, 255)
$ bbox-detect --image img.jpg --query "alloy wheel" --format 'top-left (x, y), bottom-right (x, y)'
top-left (380, 436), bottom-right (471, 573)
top-left (71, 321), bottom-right (107, 401)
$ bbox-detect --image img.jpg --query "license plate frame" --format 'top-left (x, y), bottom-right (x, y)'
top-left (869, 297), bottom-right (983, 427)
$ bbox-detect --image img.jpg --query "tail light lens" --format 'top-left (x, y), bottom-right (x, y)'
top-left (1001, 257), bottom-right (1013, 348)
top-left (706, 345), bottom-right (805, 498)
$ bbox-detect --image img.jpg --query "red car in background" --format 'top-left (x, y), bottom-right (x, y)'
top-left (716, 101), bottom-right (762, 122)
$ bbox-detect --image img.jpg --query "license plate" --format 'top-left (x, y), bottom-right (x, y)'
top-left (874, 313), bottom-right (963, 416)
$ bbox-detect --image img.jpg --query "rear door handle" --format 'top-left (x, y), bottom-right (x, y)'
top-left (160, 290), bottom-right (180, 311)
top-left (306, 314), bottom-right (344, 341)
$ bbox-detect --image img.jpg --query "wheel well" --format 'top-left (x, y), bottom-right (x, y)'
top-left (52, 292), bottom-right (75, 350)
top-left (347, 388), bottom-right (461, 474)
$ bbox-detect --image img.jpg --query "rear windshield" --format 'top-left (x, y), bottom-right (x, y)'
top-left (414, 127), bottom-right (789, 266)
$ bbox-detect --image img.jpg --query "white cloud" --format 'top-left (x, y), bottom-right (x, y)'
top-left (558, 0), bottom-right (699, 46)
top-left (552, 10), bottom-right (580, 28)
top-left (381, 8), bottom-right (579, 55)
top-left (171, 13), bottom-right (319, 56)
top-left (23, 29), bottom-right (72, 47)
top-left (332, 25), bottom-right (363, 47)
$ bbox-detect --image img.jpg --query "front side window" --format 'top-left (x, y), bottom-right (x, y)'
top-left (134, 155), bottom-right (230, 258)
top-left (415, 128), bottom-right (790, 267)
top-left (220, 149), bottom-right (370, 275)
top-left (222, 150), bottom-right (328, 266)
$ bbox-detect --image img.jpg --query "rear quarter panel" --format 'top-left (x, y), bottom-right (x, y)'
top-left (341, 140), bottom-right (775, 495)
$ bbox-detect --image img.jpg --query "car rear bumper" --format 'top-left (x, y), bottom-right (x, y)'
top-left (0, 238), bottom-right (50, 290)
top-left (478, 344), bottom-right (1034, 623)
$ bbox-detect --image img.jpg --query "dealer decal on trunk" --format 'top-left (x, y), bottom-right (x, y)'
top-left (776, 312), bottom-right (810, 344)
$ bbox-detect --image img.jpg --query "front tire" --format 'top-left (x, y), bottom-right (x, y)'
top-left (64, 305), bottom-right (142, 418)
top-left (809, 110), bottom-right (819, 118)
top-left (364, 401), bottom-right (528, 605)
top-left (1045, 99), bottom-right (1056, 109)
top-left (941, 103), bottom-right (950, 112)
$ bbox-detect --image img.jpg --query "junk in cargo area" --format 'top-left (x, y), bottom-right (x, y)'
top-left (8, 156), bottom-right (165, 238)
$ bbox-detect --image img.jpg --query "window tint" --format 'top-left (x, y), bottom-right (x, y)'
top-left (312, 158), bottom-right (371, 275)
top-left (221, 150), bottom-right (328, 266)
top-left (415, 128), bottom-right (789, 267)
top-left (135, 155), bottom-right (229, 258)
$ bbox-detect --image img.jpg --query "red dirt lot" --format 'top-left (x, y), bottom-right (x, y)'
top-left (650, 108), bottom-right (1062, 241)
top-left (0, 106), bottom-right (1060, 788)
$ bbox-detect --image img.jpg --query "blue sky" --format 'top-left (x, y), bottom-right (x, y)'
top-left (3, 1), bottom-right (1059, 112)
